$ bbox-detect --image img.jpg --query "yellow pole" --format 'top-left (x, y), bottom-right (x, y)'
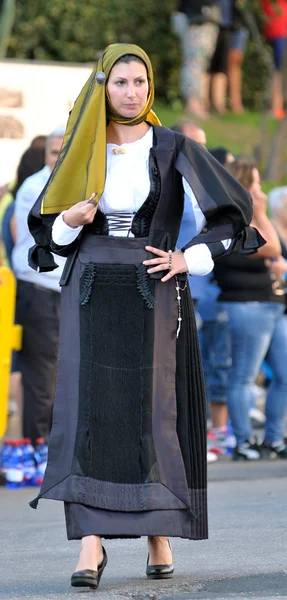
top-left (0, 267), bottom-right (22, 439)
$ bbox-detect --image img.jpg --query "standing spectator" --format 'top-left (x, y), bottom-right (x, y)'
top-left (227, 1), bottom-right (249, 114)
top-left (207, 0), bottom-right (233, 115)
top-left (172, 1), bottom-right (220, 119)
top-left (1, 145), bottom-right (46, 268)
top-left (1, 144), bottom-right (46, 436)
top-left (261, 0), bottom-right (287, 119)
top-left (12, 127), bottom-right (65, 445)
top-left (214, 158), bottom-right (287, 460)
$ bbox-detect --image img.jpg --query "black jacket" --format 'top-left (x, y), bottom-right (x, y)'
top-left (28, 126), bottom-right (264, 285)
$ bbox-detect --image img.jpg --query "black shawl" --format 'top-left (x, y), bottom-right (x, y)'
top-left (27, 126), bottom-right (264, 276)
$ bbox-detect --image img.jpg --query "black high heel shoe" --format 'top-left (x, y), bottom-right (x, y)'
top-left (146, 540), bottom-right (174, 579)
top-left (71, 546), bottom-right (108, 589)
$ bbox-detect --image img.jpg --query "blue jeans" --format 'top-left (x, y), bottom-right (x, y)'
top-left (198, 306), bottom-right (231, 403)
top-left (221, 302), bottom-right (287, 444)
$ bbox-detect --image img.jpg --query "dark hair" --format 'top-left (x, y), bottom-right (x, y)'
top-left (30, 135), bottom-right (47, 150)
top-left (226, 156), bottom-right (257, 191)
top-left (170, 123), bottom-right (183, 133)
top-left (209, 147), bottom-right (230, 165)
top-left (11, 146), bottom-right (46, 198)
top-left (112, 54), bottom-right (148, 81)
top-left (113, 54), bottom-right (147, 68)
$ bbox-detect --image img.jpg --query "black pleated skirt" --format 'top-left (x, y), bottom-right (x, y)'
top-left (31, 235), bottom-right (207, 541)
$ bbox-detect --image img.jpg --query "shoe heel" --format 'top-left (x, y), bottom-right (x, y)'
top-left (146, 539), bottom-right (174, 579)
top-left (71, 547), bottom-right (107, 589)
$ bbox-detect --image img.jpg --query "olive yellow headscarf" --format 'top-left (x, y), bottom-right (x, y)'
top-left (40, 43), bottom-right (161, 215)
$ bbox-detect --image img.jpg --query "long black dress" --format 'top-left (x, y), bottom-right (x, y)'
top-left (28, 126), bottom-right (262, 540)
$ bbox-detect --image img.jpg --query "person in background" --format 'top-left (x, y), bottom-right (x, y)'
top-left (227, 0), bottom-right (249, 114)
top-left (30, 135), bottom-right (47, 150)
top-left (0, 134), bottom-right (46, 232)
top-left (172, 1), bottom-right (220, 119)
top-left (170, 120), bottom-right (207, 145)
top-left (209, 146), bottom-right (235, 164)
top-left (261, 0), bottom-right (287, 119)
top-left (214, 158), bottom-right (287, 460)
top-left (268, 186), bottom-right (287, 316)
top-left (12, 126), bottom-right (65, 446)
top-left (1, 143), bottom-right (46, 436)
top-left (269, 187), bottom-right (287, 250)
top-left (206, 0), bottom-right (233, 115)
top-left (1, 145), bottom-right (46, 268)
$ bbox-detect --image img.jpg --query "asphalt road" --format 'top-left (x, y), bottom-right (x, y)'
top-left (0, 460), bottom-right (286, 600)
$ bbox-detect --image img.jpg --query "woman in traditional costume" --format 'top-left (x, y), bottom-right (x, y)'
top-left (28, 44), bottom-right (263, 590)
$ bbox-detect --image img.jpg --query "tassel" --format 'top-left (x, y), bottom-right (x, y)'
top-left (187, 507), bottom-right (197, 520)
top-left (29, 496), bottom-right (40, 509)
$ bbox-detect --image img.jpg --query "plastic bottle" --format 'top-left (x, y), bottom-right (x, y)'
top-left (5, 441), bottom-right (23, 489)
top-left (34, 437), bottom-right (48, 485)
top-left (22, 438), bottom-right (37, 486)
top-left (224, 421), bottom-right (236, 455)
top-left (1, 440), bottom-right (12, 477)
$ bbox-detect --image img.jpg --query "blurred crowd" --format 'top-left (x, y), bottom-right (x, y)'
top-left (0, 117), bottom-right (287, 467)
top-left (173, 0), bottom-right (287, 119)
top-left (0, 0), bottom-right (287, 469)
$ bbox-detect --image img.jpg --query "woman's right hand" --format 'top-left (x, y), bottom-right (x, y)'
top-left (63, 193), bottom-right (98, 228)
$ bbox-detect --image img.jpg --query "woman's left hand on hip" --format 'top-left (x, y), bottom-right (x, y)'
top-left (144, 246), bottom-right (188, 282)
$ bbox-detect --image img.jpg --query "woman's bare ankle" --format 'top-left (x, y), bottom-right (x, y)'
top-left (75, 535), bottom-right (103, 572)
top-left (147, 536), bottom-right (172, 565)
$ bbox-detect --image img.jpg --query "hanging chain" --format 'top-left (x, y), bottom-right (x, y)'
top-left (175, 276), bottom-right (187, 339)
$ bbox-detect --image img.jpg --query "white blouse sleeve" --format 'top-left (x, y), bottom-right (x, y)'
top-left (182, 177), bottom-right (232, 276)
top-left (52, 211), bottom-right (83, 246)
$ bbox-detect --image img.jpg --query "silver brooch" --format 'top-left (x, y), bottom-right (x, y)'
top-left (95, 71), bottom-right (106, 85)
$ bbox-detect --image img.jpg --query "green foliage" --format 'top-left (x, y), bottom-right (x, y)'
top-left (242, 40), bottom-right (272, 111)
top-left (7, 0), bottom-right (180, 101)
top-left (7, 0), bottom-right (276, 109)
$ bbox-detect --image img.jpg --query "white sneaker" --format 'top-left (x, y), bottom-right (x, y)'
top-left (207, 451), bottom-right (218, 463)
top-left (232, 441), bottom-right (261, 461)
top-left (249, 407), bottom-right (266, 425)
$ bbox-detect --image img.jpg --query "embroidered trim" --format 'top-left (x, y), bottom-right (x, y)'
top-left (92, 264), bottom-right (137, 286)
top-left (136, 264), bottom-right (156, 309)
top-left (79, 263), bottom-right (97, 305)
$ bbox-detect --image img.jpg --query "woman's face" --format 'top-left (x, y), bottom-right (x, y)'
top-left (107, 61), bottom-right (149, 119)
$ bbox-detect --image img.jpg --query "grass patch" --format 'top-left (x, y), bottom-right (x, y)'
top-left (154, 102), bottom-right (278, 155)
top-left (154, 101), bottom-right (287, 188)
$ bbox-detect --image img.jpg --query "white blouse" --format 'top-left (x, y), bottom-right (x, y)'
top-left (52, 127), bottom-right (230, 276)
